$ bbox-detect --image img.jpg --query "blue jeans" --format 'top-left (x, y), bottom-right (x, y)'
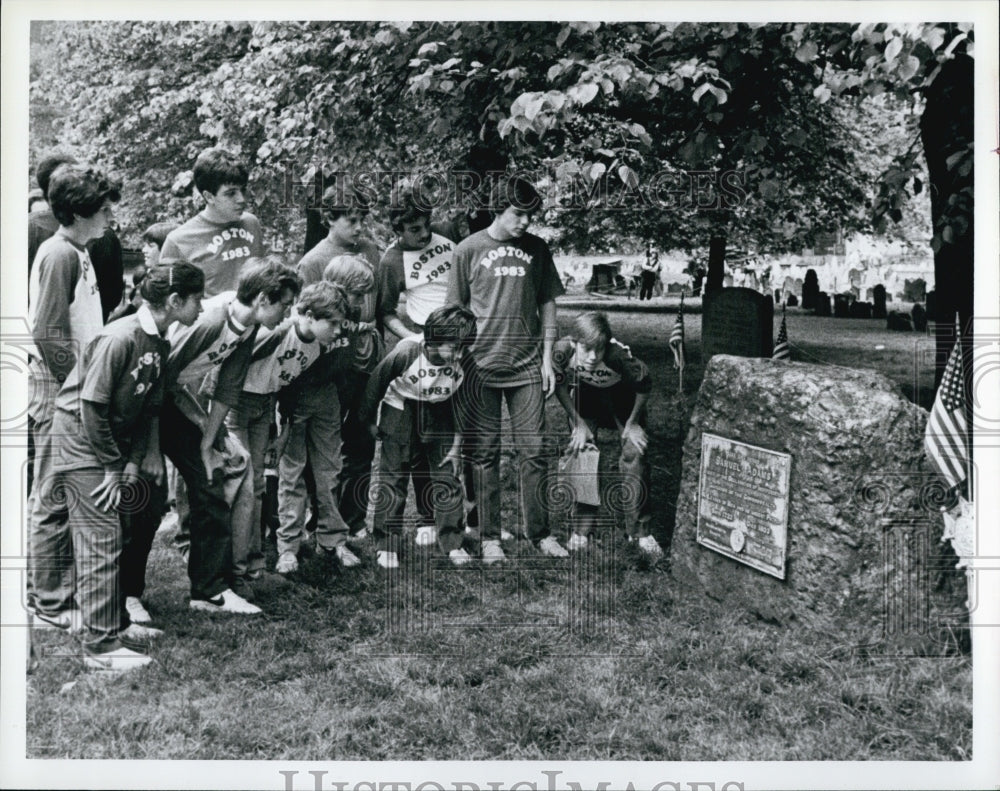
top-left (226, 392), bottom-right (274, 578)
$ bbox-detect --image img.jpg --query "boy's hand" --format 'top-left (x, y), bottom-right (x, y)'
top-left (440, 446), bottom-right (462, 477)
top-left (140, 450), bottom-right (165, 486)
top-left (567, 422), bottom-right (593, 454)
top-left (91, 464), bottom-right (137, 512)
top-left (199, 440), bottom-right (224, 484)
top-left (622, 421), bottom-right (648, 454)
top-left (266, 424), bottom-right (291, 467)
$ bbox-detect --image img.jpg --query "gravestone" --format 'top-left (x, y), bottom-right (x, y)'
top-left (866, 287), bottom-right (875, 302)
top-left (816, 291), bottom-right (831, 316)
top-left (926, 289), bottom-right (937, 322)
top-left (850, 301), bottom-right (873, 319)
top-left (786, 294), bottom-right (798, 307)
top-left (723, 274), bottom-right (734, 288)
top-left (886, 311), bottom-right (913, 331)
top-left (872, 284), bottom-right (887, 319)
top-left (701, 287), bottom-right (774, 360)
top-left (912, 303), bottom-right (927, 332)
top-left (849, 285), bottom-right (860, 301)
top-left (774, 289), bottom-right (782, 304)
top-left (802, 269), bottom-right (819, 310)
top-left (671, 355), bottom-right (967, 651)
top-left (833, 293), bottom-right (852, 318)
top-left (848, 268), bottom-right (862, 288)
top-left (667, 281), bottom-right (687, 294)
top-left (903, 278), bottom-right (927, 303)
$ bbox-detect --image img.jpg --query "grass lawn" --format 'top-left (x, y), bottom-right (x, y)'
top-left (24, 310), bottom-right (970, 760)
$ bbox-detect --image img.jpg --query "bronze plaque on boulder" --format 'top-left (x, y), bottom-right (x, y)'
top-left (696, 433), bottom-right (792, 579)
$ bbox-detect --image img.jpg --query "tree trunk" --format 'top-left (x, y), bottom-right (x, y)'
top-left (706, 233), bottom-right (727, 294)
top-left (920, 55), bottom-right (974, 389)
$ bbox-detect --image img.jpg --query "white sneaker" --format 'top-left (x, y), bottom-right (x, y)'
top-left (449, 548), bottom-right (473, 566)
top-left (120, 622), bottom-right (164, 643)
top-left (377, 550), bottom-right (399, 569)
top-left (189, 588), bottom-right (262, 615)
top-left (538, 535), bottom-right (569, 558)
top-left (500, 528), bottom-right (515, 541)
top-left (125, 596), bottom-right (152, 624)
top-left (84, 646), bottom-right (153, 672)
top-left (415, 525), bottom-right (437, 547)
top-left (335, 544), bottom-right (362, 568)
top-left (638, 535), bottom-right (664, 556)
top-left (275, 552), bottom-right (298, 574)
top-left (567, 532), bottom-right (589, 551)
top-left (481, 540), bottom-right (506, 565)
top-left (30, 606), bottom-right (83, 632)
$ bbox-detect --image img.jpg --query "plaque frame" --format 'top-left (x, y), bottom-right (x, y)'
top-left (696, 432), bottom-right (792, 579)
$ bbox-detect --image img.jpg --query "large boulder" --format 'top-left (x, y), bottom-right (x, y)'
top-left (671, 355), bottom-right (967, 653)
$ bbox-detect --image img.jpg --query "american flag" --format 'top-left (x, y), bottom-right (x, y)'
top-left (772, 314), bottom-right (790, 360)
top-left (924, 341), bottom-right (969, 492)
top-left (669, 299), bottom-right (685, 369)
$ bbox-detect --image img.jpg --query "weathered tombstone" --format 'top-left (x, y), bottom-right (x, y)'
top-left (912, 303), bottom-right (927, 332)
top-left (926, 289), bottom-right (937, 322)
top-left (833, 293), bottom-right (852, 318)
top-left (849, 301), bottom-right (873, 319)
top-left (802, 269), bottom-right (819, 310)
top-left (723, 274), bottom-right (734, 288)
top-left (786, 294), bottom-right (799, 307)
top-left (671, 355), bottom-right (967, 651)
top-left (774, 289), bottom-right (782, 304)
top-left (667, 281), bottom-right (687, 294)
top-left (903, 278), bottom-right (927, 302)
top-left (816, 291), bottom-right (831, 316)
top-left (849, 285), bottom-right (860, 301)
top-left (873, 284), bottom-right (887, 318)
top-left (794, 277), bottom-right (803, 296)
top-left (886, 311), bottom-right (913, 331)
top-left (866, 287), bottom-right (875, 302)
top-left (701, 287), bottom-right (774, 360)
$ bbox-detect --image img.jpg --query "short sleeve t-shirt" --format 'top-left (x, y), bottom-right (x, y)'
top-left (446, 229), bottom-right (565, 385)
top-left (551, 336), bottom-right (652, 395)
top-left (242, 320), bottom-right (326, 395)
top-left (52, 304), bottom-right (168, 471)
top-left (379, 233), bottom-right (455, 327)
top-left (159, 212), bottom-right (265, 297)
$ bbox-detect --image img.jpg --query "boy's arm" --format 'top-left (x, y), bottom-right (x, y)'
top-left (445, 246), bottom-right (470, 308)
top-left (32, 246), bottom-right (83, 382)
top-left (357, 342), bottom-right (418, 425)
top-left (209, 327), bottom-right (257, 408)
top-left (540, 299), bottom-right (558, 397)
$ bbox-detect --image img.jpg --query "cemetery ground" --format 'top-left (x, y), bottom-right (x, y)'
top-left (25, 310), bottom-right (970, 761)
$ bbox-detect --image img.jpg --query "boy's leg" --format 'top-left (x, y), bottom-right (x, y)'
top-left (338, 375), bottom-right (375, 534)
top-left (372, 434), bottom-right (409, 554)
top-left (226, 394), bottom-right (272, 581)
top-left (616, 403), bottom-right (651, 539)
top-left (159, 398), bottom-right (233, 602)
top-left (503, 382), bottom-right (551, 543)
top-left (307, 400), bottom-right (351, 552)
top-left (27, 360), bottom-right (74, 615)
top-left (119, 476), bottom-right (167, 600)
top-left (66, 468), bottom-right (128, 653)
top-left (410, 452), bottom-right (435, 525)
top-left (461, 384), bottom-right (503, 541)
top-left (426, 437), bottom-right (464, 553)
top-left (276, 418), bottom-right (309, 558)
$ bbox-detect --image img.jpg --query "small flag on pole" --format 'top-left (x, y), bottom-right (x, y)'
top-left (669, 295), bottom-right (686, 370)
top-left (924, 340), bottom-right (969, 493)
top-left (773, 310), bottom-right (790, 360)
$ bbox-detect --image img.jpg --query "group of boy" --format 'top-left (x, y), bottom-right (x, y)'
top-left (26, 146), bottom-right (662, 671)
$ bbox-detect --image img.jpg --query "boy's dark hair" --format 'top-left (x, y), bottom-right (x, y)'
top-left (488, 176), bottom-right (542, 216)
top-left (142, 222), bottom-right (180, 249)
top-left (48, 165), bottom-right (122, 227)
top-left (140, 262), bottom-right (205, 306)
top-left (297, 280), bottom-right (350, 322)
top-left (36, 153), bottom-right (79, 198)
top-left (573, 312), bottom-right (612, 349)
top-left (388, 191), bottom-right (432, 232)
top-left (193, 148), bottom-right (249, 196)
top-left (424, 305), bottom-right (478, 347)
top-left (320, 183), bottom-right (370, 223)
top-left (236, 255), bottom-right (301, 306)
